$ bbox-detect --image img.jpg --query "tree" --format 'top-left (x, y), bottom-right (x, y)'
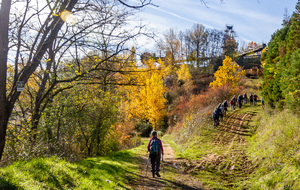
top-left (0, 0), bottom-right (153, 161)
top-left (209, 56), bottom-right (245, 94)
top-left (162, 28), bottom-right (182, 66)
top-left (126, 58), bottom-right (167, 130)
top-left (223, 25), bottom-right (238, 57)
top-left (188, 24), bottom-right (208, 68)
top-left (262, 1), bottom-right (300, 110)
top-left (281, 49), bottom-right (300, 112)
top-left (177, 64), bottom-right (193, 93)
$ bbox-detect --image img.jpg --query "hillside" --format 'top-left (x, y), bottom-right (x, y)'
top-left (161, 78), bottom-right (300, 189)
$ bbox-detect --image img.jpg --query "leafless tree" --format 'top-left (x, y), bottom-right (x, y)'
top-left (0, 0), bottom-right (152, 161)
top-left (160, 28), bottom-right (182, 65)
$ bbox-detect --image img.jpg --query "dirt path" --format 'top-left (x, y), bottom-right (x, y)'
top-left (131, 139), bottom-right (204, 190)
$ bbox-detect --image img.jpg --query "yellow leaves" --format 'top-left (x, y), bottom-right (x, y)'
top-left (124, 58), bottom-right (167, 130)
top-left (210, 56), bottom-right (245, 94)
top-left (75, 70), bottom-right (81, 75)
top-left (177, 64), bottom-right (192, 82)
top-left (45, 58), bottom-right (51, 62)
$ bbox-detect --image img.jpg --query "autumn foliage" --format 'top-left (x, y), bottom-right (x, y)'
top-left (125, 58), bottom-right (167, 130)
top-left (209, 56), bottom-right (245, 95)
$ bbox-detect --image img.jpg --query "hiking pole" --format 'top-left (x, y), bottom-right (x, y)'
top-left (145, 154), bottom-right (150, 177)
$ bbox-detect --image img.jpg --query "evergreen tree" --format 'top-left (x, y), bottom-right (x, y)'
top-left (262, 1), bottom-right (300, 112)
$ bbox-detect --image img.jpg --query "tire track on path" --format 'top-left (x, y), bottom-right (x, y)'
top-left (184, 106), bottom-right (256, 188)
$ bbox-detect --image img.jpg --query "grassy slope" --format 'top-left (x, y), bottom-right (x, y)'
top-left (164, 104), bottom-right (263, 189)
top-left (0, 144), bottom-right (146, 190)
top-left (164, 78), bottom-right (300, 189)
top-left (247, 110), bottom-right (300, 189)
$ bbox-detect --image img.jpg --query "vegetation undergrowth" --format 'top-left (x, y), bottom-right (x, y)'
top-left (246, 110), bottom-right (300, 189)
top-left (0, 146), bottom-right (144, 190)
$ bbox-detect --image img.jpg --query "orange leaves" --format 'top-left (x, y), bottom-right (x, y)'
top-left (209, 56), bottom-right (245, 95)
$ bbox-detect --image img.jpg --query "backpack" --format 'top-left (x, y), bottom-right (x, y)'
top-left (150, 139), bottom-right (161, 155)
top-left (213, 109), bottom-right (219, 119)
top-left (254, 95), bottom-right (258, 100)
top-left (238, 95), bottom-right (243, 101)
top-left (223, 101), bottom-right (228, 107)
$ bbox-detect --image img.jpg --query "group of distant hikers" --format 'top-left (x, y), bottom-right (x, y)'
top-left (212, 93), bottom-right (264, 127)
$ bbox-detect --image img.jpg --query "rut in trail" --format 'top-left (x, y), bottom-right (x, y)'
top-left (185, 107), bottom-right (257, 187)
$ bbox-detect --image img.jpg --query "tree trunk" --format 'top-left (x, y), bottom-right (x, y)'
top-left (0, 0), bottom-right (12, 161)
top-left (0, 112), bottom-right (9, 161)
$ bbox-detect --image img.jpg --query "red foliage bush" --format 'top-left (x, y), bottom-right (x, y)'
top-left (167, 84), bottom-right (245, 128)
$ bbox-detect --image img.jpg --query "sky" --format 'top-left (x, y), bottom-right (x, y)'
top-left (131, 0), bottom-right (299, 52)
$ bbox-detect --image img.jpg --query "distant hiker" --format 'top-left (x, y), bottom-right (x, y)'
top-left (212, 106), bottom-right (222, 127)
top-left (230, 95), bottom-right (236, 110)
top-left (147, 130), bottom-right (164, 178)
top-left (222, 100), bottom-right (228, 117)
top-left (243, 93), bottom-right (247, 104)
top-left (249, 93), bottom-right (253, 105)
top-left (230, 97), bottom-right (235, 111)
top-left (238, 95), bottom-right (243, 108)
top-left (218, 103), bottom-right (224, 122)
top-left (261, 97), bottom-right (265, 109)
top-left (253, 93), bottom-right (258, 106)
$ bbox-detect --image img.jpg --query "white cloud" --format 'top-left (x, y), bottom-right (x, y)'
top-left (131, 0), bottom-right (298, 50)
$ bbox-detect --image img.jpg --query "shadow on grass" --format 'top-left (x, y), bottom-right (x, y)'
top-left (0, 177), bottom-right (22, 190)
top-left (16, 159), bottom-right (74, 190)
top-left (75, 151), bottom-right (137, 189)
top-left (1, 151), bottom-right (139, 190)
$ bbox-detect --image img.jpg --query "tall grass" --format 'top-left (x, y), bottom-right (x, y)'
top-left (247, 110), bottom-right (300, 189)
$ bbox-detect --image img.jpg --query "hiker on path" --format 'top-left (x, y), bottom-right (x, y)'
top-left (218, 103), bottom-right (224, 122)
top-left (147, 130), bottom-right (164, 178)
top-left (212, 106), bottom-right (222, 127)
top-left (222, 100), bottom-right (228, 117)
top-left (253, 93), bottom-right (258, 106)
top-left (238, 94), bottom-right (243, 108)
top-left (249, 93), bottom-right (253, 105)
top-left (261, 97), bottom-right (265, 109)
top-left (230, 95), bottom-right (236, 111)
top-left (243, 93), bottom-right (247, 104)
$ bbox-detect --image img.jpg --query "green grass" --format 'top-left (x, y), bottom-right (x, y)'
top-left (0, 146), bottom-right (144, 189)
top-left (246, 110), bottom-right (300, 189)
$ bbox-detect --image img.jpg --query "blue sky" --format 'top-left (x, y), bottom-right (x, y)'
top-left (132, 0), bottom-right (299, 51)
